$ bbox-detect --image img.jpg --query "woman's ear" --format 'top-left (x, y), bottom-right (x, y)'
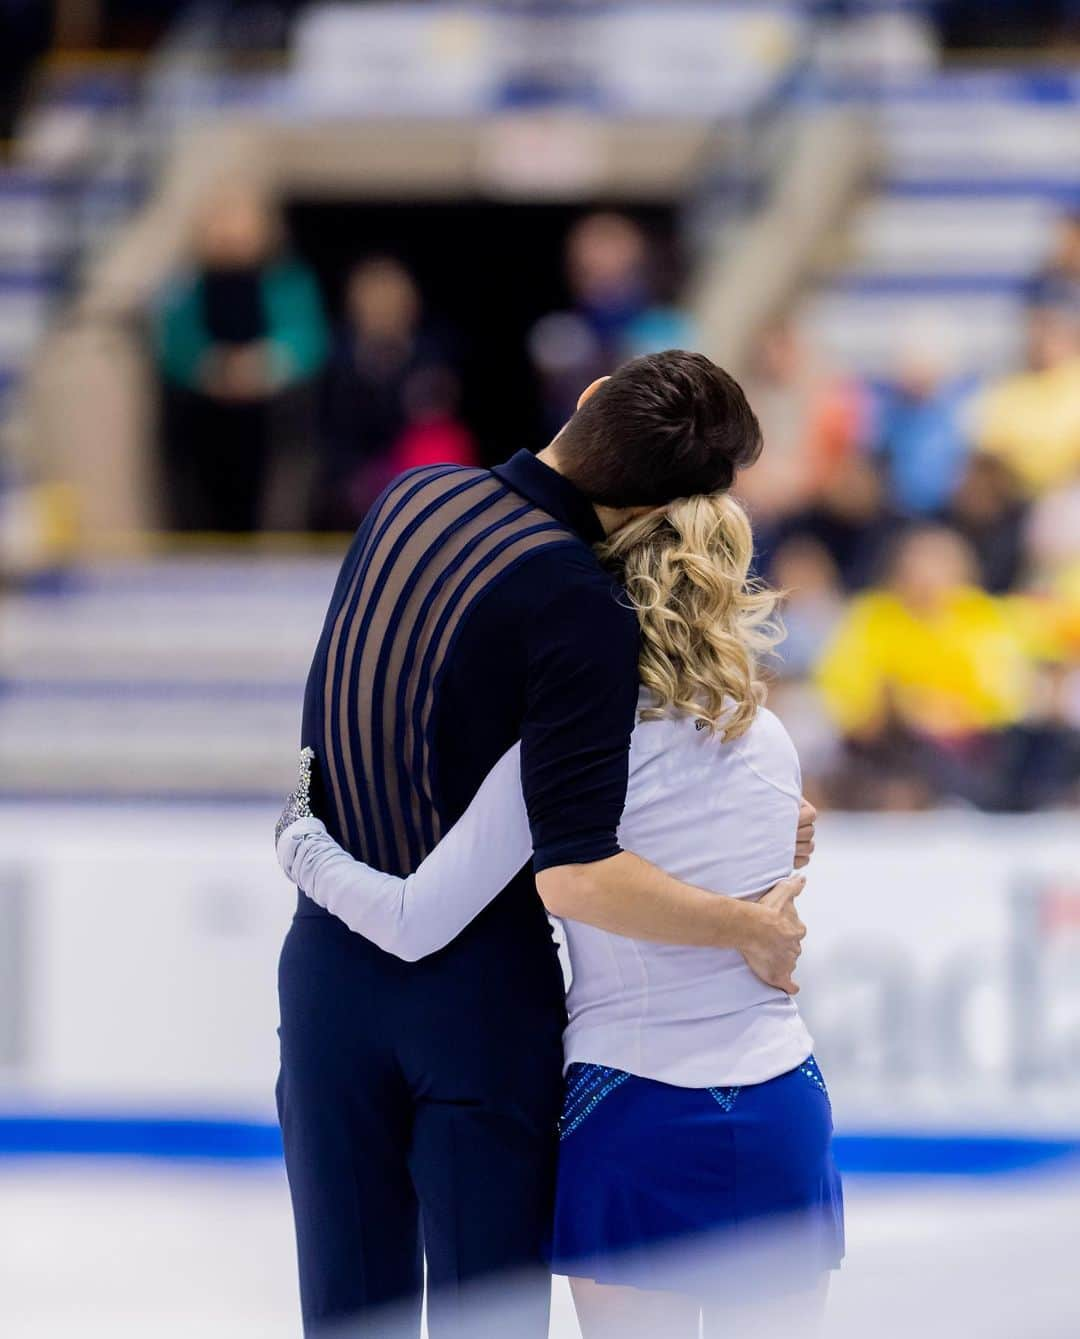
top-left (576, 375), bottom-right (610, 410)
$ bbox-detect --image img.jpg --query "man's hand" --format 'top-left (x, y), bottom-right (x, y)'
top-left (794, 798), bottom-right (817, 869)
top-left (741, 875), bottom-right (806, 995)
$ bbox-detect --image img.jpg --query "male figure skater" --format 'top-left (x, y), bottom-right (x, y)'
top-left (277, 351), bottom-right (812, 1337)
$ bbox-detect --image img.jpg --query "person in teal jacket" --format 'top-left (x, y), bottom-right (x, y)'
top-left (155, 187), bottom-right (328, 531)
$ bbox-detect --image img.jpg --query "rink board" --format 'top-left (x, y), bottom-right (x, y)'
top-left (1, 805), bottom-right (1078, 1143)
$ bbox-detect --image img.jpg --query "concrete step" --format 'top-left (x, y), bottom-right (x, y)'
top-left (0, 683), bottom-right (301, 798)
top-left (825, 194), bottom-right (1059, 275)
top-left (2, 559), bottom-right (338, 687)
top-left (801, 288), bottom-right (1025, 375)
top-left (1, 558), bottom-right (344, 797)
top-left (877, 102), bottom-right (1080, 178)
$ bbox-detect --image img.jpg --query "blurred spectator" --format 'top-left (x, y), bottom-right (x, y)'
top-left (1013, 463), bottom-right (1080, 687)
top-left (1026, 296), bottom-right (1080, 374)
top-left (1024, 461), bottom-right (1080, 594)
top-left (527, 212), bottom-right (695, 432)
top-left (738, 319), bottom-right (868, 541)
top-left (770, 455), bottom-right (901, 592)
top-left (1028, 210), bottom-right (1080, 312)
top-left (814, 525), bottom-right (1032, 808)
top-left (940, 453), bottom-right (1028, 594)
top-left (154, 186), bottom-right (328, 532)
top-left (974, 302), bottom-right (1080, 495)
top-left (387, 366), bottom-right (477, 477)
top-left (772, 536), bottom-right (846, 678)
top-left (314, 257), bottom-right (462, 530)
top-left (999, 661), bottom-right (1080, 810)
top-left (869, 328), bottom-right (980, 516)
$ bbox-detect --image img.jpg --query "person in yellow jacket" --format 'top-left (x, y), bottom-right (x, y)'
top-left (815, 525), bottom-right (1031, 741)
top-left (974, 306), bottom-right (1080, 495)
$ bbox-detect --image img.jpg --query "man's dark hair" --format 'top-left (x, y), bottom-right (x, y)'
top-left (552, 350), bottom-right (763, 507)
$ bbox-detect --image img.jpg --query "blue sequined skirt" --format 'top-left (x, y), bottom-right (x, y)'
top-left (549, 1056), bottom-right (845, 1296)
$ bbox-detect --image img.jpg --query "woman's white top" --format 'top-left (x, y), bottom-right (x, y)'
top-left (279, 693), bottom-right (814, 1088)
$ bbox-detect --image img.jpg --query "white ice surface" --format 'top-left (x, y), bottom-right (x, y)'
top-left (2, 1162), bottom-right (1079, 1338)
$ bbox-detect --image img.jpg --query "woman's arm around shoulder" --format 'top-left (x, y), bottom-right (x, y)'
top-left (276, 744), bottom-right (532, 961)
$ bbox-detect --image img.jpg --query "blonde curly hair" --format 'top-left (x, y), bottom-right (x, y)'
top-left (598, 492), bottom-right (783, 742)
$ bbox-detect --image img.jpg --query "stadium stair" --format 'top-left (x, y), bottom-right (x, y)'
top-left (1, 556), bottom-right (338, 800)
top-left (803, 68), bottom-right (1080, 375)
top-left (0, 60), bottom-right (143, 435)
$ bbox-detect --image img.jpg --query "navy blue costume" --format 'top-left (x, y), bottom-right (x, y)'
top-left (277, 451), bottom-right (640, 1336)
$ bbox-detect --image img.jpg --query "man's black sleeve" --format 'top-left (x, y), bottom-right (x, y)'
top-left (520, 557), bottom-right (641, 874)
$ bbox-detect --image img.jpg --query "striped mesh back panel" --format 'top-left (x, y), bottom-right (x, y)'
top-left (312, 465), bottom-right (575, 875)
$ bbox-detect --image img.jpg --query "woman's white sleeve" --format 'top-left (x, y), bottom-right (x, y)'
top-left (276, 743), bottom-right (531, 961)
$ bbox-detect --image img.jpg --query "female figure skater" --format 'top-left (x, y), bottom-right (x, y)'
top-left (276, 491), bottom-right (843, 1337)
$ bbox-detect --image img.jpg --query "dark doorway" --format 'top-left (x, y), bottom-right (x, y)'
top-left (283, 198), bottom-right (682, 464)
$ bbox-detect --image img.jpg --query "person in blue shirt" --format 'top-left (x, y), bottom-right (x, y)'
top-left (870, 351), bottom-right (981, 518)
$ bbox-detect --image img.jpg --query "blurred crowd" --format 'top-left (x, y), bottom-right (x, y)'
top-left (152, 190), bottom-right (690, 533)
top-left (149, 188), bottom-right (1080, 815)
top-left (744, 212), bottom-right (1080, 813)
top-left (154, 187), bottom-right (478, 533)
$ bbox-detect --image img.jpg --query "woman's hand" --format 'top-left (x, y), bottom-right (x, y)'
top-left (743, 875), bottom-right (806, 995)
top-left (275, 747), bottom-right (316, 849)
top-left (794, 798), bottom-right (816, 869)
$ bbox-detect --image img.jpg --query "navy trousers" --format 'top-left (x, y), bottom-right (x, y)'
top-left (277, 896), bottom-right (566, 1338)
